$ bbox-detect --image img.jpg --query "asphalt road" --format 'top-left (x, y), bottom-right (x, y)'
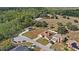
top-left (13, 27), bottom-right (54, 51)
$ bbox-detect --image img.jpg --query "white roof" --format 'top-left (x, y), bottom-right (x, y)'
top-left (51, 34), bottom-right (63, 41)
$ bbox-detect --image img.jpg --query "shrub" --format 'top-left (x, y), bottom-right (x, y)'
top-left (74, 20), bottom-right (78, 23)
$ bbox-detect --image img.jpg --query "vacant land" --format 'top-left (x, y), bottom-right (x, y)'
top-left (36, 38), bottom-right (49, 45)
top-left (67, 31), bottom-right (79, 42)
top-left (23, 28), bottom-right (46, 39)
top-left (39, 15), bottom-right (79, 31)
top-left (0, 39), bottom-right (15, 51)
top-left (50, 43), bottom-right (73, 51)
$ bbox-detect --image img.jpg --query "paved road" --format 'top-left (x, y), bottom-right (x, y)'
top-left (17, 27), bottom-right (54, 51)
top-left (10, 45), bottom-right (31, 51)
top-left (20, 36), bottom-right (53, 51)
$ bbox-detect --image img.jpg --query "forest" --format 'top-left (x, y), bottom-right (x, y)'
top-left (0, 7), bottom-right (79, 41)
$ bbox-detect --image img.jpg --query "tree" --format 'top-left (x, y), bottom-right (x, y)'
top-left (57, 22), bottom-right (63, 26)
top-left (42, 21), bottom-right (48, 27)
top-left (0, 34), bottom-right (4, 41)
top-left (34, 21), bottom-right (48, 27)
top-left (74, 20), bottom-right (78, 23)
top-left (57, 26), bottom-right (68, 34)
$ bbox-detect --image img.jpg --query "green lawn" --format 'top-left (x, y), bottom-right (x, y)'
top-left (33, 47), bottom-right (41, 51)
top-left (36, 38), bottom-right (49, 45)
top-left (23, 28), bottom-right (45, 39)
top-left (22, 42), bottom-right (33, 47)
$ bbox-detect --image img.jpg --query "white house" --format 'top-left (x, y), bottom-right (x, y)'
top-left (39, 30), bottom-right (63, 43)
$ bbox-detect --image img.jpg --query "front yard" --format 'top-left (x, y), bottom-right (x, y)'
top-left (22, 42), bottom-right (33, 47)
top-left (23, 28), bottom-right (46, 39)
top-left (33, 47), bottom-right (41, 51)
top-left (36, 38), bottom-right (49, 45)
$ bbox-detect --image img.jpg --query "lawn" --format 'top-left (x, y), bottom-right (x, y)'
top-left (33, 47), bottom-right (41, 51)
top-left (23, 28), bottom-right (45, 39)
top-left (36, 38), bottom-right (49, 45)
top-left (22, 42), bottom-right (33, 47)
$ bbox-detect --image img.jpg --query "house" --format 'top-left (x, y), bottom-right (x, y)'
top-left (66, 40), bottom-right (79, 50)
top-left (39, 30), bottom-right (63, 43)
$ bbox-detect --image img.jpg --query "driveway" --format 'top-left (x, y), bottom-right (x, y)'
top-left (20, 36), bottom-right (53, 51)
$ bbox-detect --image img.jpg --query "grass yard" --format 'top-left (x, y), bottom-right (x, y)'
top-left (36, 38), bottom-right (49, 45)
top-left (23, 28), bottom-right (46, 39)
top-left (33, 47), bottom-right (41, 51)
top-left (22, 42), bottom-right (33, 47)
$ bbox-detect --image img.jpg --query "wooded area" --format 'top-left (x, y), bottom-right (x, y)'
top-left (0, 7), bottom-right (79, 41)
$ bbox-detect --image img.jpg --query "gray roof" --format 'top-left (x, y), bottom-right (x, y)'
top-left (13, 36), bottom-right (31, 42)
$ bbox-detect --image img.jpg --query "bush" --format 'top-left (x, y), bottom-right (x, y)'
top-left (70, 25), bottom-right (79, 31)
top-left (67, 16), bottom-right (70, 19)
top-left (55, 16), bottom-right (58, 19)
top-left (57, 22), bottom-right (63, 26)
top-left (74, 20), bottom-right (78, 23)
top-left (34, 21), bottom-right (48, 27)
top-left (63, 15), bottom-right (66, 18)
top-left (64, 47), bottom-right (68, 51)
